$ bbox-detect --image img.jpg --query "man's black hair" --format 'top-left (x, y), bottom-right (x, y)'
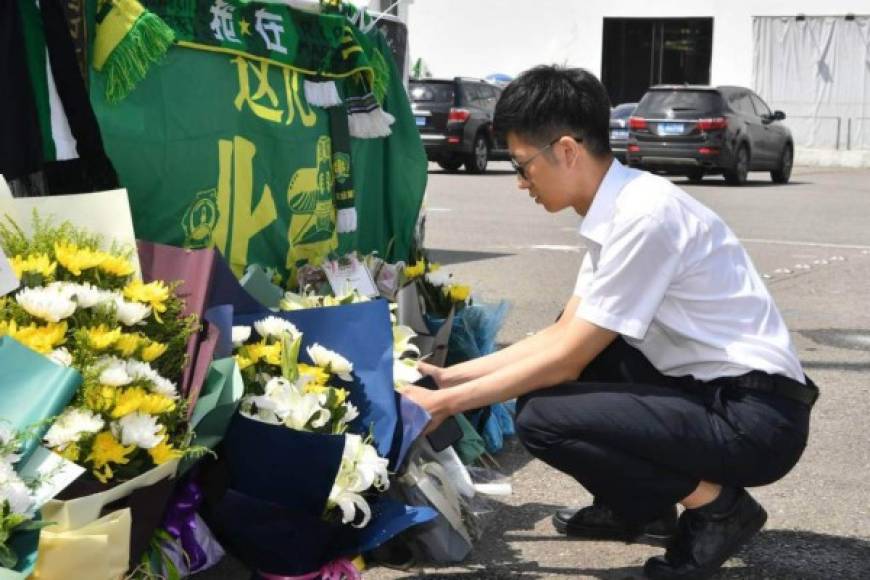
top-left (494, 65), bottom-right (612, 157)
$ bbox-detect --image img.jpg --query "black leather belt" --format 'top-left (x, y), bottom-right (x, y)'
top-left (714, 371), bottom-right (819, 408)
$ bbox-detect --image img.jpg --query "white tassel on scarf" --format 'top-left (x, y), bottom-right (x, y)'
top-left (336, 208), bottom-right (358, 233)
top-left (303, 80), bottom-right (342, 108)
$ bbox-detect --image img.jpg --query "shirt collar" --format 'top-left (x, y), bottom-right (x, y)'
top-left (578, 160), bottom-right (633, 246)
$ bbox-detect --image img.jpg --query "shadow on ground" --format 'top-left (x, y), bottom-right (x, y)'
top-left (427, 248), bottom-right (514, 266)
top-left (383, 529), bottom-right (870, 579)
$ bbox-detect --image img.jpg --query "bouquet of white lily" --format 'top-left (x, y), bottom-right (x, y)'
top-left (233, 315), bottom-right (390, 526)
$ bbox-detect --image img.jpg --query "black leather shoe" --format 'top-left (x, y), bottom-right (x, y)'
top-left (644, 489), bottom-right (767, 580)
top-left (552, 503), bottom-right (677, 543)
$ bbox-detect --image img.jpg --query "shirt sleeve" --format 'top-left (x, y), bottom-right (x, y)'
top-left (576, 214), bottom-right (682, 340)
top-left (572, 252), bottom-right (594, 297)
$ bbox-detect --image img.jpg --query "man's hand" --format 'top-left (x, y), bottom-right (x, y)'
top-left (399, 383), bottom-right (453, 434)
top-left (417, 360), bottom-right (449, 388)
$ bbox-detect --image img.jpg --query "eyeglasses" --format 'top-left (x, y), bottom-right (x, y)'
top-left (510, 136), bottom-right (583, 180)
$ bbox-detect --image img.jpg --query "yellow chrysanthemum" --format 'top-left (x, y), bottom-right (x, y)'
top-left (4, 321), bottom-right (68, 354)
top-left (141, 341), bottom-right (168, 362)
top-left (123, 280), bottom-right (170, 315)
top-left (403, 260), bottom-right (425, 279)
top-left (298, 363), bottom-right (330, 386)
top-left (114, 333), bottom-right (141, 357)
top-left (57, 442), bottom-right (80, 463)
top-left (445, 284), bottom-right (471, 303)
top-left (54, 241), bottom-right (105, 276)
top-left (111, 387), bottom-right (175, 418)
top-left (235, 354), bottom-right (254, 371)
top-left (243, 341), bottom-right (281, 366)
top-left (86, 431), bottom-right (134, 478)
top-left (429, 262), bottom-right (442, 272)
top-left (9, 253), bottom-right (57, 279)
top-left (83, 384), bottom-right (118, 413)
top-left (98, 254), bottom-right (135, 277)
top-left (148, 437), bottom-right (182, 465)
top-left (333, 387), bottom-right (348, 406)
top-left (85, 324), bottom-right (122, 350)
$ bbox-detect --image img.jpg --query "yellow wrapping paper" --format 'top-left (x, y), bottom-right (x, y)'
top-left (32, 509), bottom-right (131, 580)
top-left (0, 188), bottom-right (141, 278)
top-left (32, 460), bottom-right (178, 580)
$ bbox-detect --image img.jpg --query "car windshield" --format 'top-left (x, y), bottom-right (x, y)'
top-left (611, 103), bottom-right (637, 119)
top-left (635, 90), bottom-right (722, 118)
top-left (410, 82), bottom-right (455, 103)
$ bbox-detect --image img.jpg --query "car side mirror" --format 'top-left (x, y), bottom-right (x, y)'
top-left (772, 110), bottom-right (786, 121)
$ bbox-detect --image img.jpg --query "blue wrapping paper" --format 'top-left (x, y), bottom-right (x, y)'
top-left (0, 337), bottom-right (81, 463)
top-left (234, 300), bottom-right (398, 465)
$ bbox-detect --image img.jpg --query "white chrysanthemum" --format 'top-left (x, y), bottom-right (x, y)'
top-left (51, 282), bottom-right (114, 309)
top-left (253, 316), bottom-right (300, 339)
top-left (113, 412), bottom-right (163, 449)
top-left (424, 270), bottom-right (451, 287)
top-left (307, 344), bottom-right (354, 382)
top-left (43, 408), bottom-right (105, 450)
top-left (15, 286), bottom-right (77, 322)
top-left (114, 296), bottom-right (152, 326)
top-left (232, 325), bottom-right (252, 346)
top-left (125, 360), bottom-right (178, 399)
top-left (0, 462), bottom-right (32, 516)
top-left (100, 363), bottom-right (132, 387)
top-left (393, 358), bottom-right (423, 387)
top-left (47, 347), bottom-right (73, 367)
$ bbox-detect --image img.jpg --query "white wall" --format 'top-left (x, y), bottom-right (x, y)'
top-left (409, 0), bottom-right (868, 86)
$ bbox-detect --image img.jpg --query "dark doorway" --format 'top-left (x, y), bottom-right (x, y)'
top-left (602, 18), bottom-right (713, 106)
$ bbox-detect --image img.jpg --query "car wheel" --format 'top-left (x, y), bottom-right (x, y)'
top-left (687, 169), bottom-right (704, 183)
top-left (724, 144), bottom-right (749, 186)
top-left (465, 134), bottom-right (489, 174)
top-left (771, 145), bottom-right (793, 184)
top-left (437, 158), bottom-right (463, 172)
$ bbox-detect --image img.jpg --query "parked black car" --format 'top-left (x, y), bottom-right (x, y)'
top-left (625, 85), bottom-right (793, 185)
top-left (409, 77), bottom-right (510, 173)
top-left (610, 102), bottom-right (637, 163)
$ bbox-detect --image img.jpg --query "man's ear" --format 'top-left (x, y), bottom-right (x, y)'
top-left (561, 136), bottom-right (583, 168)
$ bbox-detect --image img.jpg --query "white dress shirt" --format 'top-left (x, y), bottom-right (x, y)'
top-left (573, 161), bottom-right (805, 383)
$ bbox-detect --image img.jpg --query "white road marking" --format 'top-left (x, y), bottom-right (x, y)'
top-left (530, 245), bottom-right (581, 252)
top-left (427, 207), bottom-right (452, 213)
top-left (741, 238), bottom-right (870, 250)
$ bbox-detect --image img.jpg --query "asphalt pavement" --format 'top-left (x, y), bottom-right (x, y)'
top-left (200, 163), bottom-right (870, 579)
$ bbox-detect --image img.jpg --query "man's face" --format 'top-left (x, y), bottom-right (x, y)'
top-left (507, 133), bottom-right (573, 213)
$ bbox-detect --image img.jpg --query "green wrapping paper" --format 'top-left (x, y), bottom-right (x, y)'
top-left (0, 337), bottom-right (81, 464)
top-left (179, 357), bottom-right (244, 474)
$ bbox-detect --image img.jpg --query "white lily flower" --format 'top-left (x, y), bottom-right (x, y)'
top-left (47, 347), bottom-right (73, 367)
top-left (331, 489), bottom-right (371, 527)
top-left (114, 296), bottom-right (152, 326)
top-left (15, 286), bottom-right (77, 322)
top-left (340, 402), bottom-right (360, 425)
top-left (253, 316), bottom-right (300, 339)
top-left (424, 270), bottom-right (451, 287)
top-left (113, 412), bottom-right (163, 449)
top-left (394, 358), bottom-right (423, 387)
top-left (232, 325), bottom-right (252, 346)
top-left (243, 377), bottom-right (330, 430)
top-left (307, 344), bottom-right (354, 381)
top-left (327, 434), bottom-right (389, 527)
top-left (43, 408), bottom-right (104, 450)
top-left (392, 325), bottom-right (420, 358)
top-left (279, 291), bottom-right (310, 311)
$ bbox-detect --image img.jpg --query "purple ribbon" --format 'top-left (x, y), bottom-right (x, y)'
top-left (259, 558), bottom-right (362, 580)
top-left (162, 479), bottom-right (208, 572)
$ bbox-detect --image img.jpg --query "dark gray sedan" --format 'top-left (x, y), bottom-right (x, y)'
top-left (610, 103), bottom-right (637, 163)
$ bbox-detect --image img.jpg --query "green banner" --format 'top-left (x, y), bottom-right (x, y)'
top-left (89, 16), bottom-right (426, 280)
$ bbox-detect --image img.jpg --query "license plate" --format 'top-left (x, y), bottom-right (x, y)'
top-left (610, 129), bottom-right (629, 140)
top-left (415, 116), bottom-right (427, 127)
top-left (659, 123), bottom-right (685, 135)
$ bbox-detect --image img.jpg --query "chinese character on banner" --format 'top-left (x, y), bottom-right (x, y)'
top-left (210, 0), bottom-right (241, 43)
top-left (254, 8), bottom-right (288, 54)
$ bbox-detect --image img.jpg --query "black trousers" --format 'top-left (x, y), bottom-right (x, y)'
top-left (515, 338), bottom-right (811, 524)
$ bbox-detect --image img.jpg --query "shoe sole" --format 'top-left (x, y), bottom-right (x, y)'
top-left (645, 507), bottom-right (768, 580)
top-left (553, 517), bottom-right (674, 545)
